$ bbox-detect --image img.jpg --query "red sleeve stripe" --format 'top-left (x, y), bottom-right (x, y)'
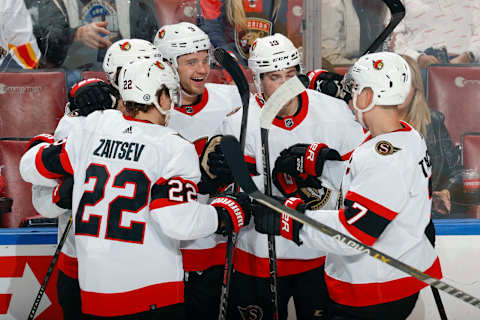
top-left (339, 208), bottom-right (377, 246)
top-left (244, 155), bottom-right (255, 164)
top-left (345, 191), bottom-right (398, 221)
top-left (150, 198), bottom-right (186, 210)
top-left (59, 143), bottom-right (74, 175)
top-left (35, 146), bottom-right (64, 179)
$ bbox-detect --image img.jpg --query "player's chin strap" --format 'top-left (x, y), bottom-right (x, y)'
top-left (352, 87), bottom-right (376, 128)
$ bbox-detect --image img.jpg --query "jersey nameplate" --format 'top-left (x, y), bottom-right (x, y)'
top-left (93, 138), bottom-right (145, 162)
top-left (375, 140), bottom-right (401, 156)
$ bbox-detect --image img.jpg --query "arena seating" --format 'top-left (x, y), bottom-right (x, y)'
top-left (0, 140), bottom-right (38, 227)
top-left (427, 64), bottom-right (480, 145)
top-left (0, 71), bottom-right (66, 138)
top-left (81, 71), bottom-right (109, 83)
top-left (154, 0), bottom-right (197, 27)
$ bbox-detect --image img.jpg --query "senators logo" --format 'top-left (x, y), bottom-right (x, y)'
top-left (373, 59), bottom-right (384, 70)
top-left (120, 42), bottom-right (131, 51)
top-left (375, 140), bottom-right (401, 156)
top-left (158, 29), bottom-right (166, 39)
top-left (155, 61), bottom-right (165, 70)
top-left (238, 305), bottom-right (263, 320)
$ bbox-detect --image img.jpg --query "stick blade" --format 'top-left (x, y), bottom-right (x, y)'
top-left (221, 135), bottom-right (259, 194)
top-left (259, 76), bottom-right (306, 130)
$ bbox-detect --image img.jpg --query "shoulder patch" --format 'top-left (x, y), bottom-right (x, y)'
top-left (227, 106), bottom-right (241, 117)
top-left (375, 140), bottom-right (401, 156)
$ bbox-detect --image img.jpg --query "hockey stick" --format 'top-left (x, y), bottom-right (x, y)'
top-left (220, 135), bottom-right (480, 311)
top-left (28, 217), bottom-right (72, 320)
top-left (213, 47), bottom-right (250, 320)
top-left (364, 0), bottom-right (405, 54)
top-left (259, 76), bottom-right (306, 320)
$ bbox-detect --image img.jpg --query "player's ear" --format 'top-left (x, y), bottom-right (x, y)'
top-left (158, 89), bottom-right (171, 111)
top-left (359, 87), bottom-right (374, 109)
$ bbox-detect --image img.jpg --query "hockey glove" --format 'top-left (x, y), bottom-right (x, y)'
top-left (307, 69), bottom-right (351, 102)
top-left (52, 175), bottom-right (74, 210)
top-left (211, 192), bottom-right (252, 235)
top-left (275, 143), bottom-right (342, 178)
top-left (25, 133), bottom-right (54, 151)
top-left (68, 78), bottom-right (119, 116)
top-left (254, 197), bottom-right (305, 246)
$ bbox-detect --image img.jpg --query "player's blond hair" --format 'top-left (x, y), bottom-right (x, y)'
top-left (400, 55), bottom-right (431, 137)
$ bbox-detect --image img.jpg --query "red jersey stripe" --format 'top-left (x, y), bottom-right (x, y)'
top-left (345, 191), bottom-right (398, 221)
top-left (58, 252), bottom-right (78, 279)
top-left (181, 242), bottom-right (227, 271)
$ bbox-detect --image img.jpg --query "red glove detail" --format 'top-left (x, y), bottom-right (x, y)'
top-left (303, 143), bottom-right (328, 176)
top-left (281, 197), bottom-right (304, 240)
top-left (211, 196), bottom-right (246, 233)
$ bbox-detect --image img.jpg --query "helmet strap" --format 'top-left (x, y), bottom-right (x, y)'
top-left (352, 87), bottom-right (376, 129)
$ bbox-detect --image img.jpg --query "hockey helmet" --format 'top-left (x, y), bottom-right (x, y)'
top-left (153, 22), bottom-right (211, 68)
top-left (343, 52), bottom-right (411, 126)
top-left (248, 33), bottom-right (303, 93)
top-left (118, 59), bottom-right (181, 118)
top-left (102, 39), bottom-right (161, 89)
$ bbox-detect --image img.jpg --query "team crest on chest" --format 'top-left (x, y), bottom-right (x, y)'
top-left (238, 304), bottom-right (263, 320)
top-left (375, 140), bottom-right (401, 156)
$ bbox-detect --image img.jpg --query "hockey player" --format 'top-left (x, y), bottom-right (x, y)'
top-left (24, 78), bottom-right (118, 319)
top-left (20, 58), bottom-right (252, 319)
top-left (213, 33), bottom-right (366, 319)
top-left (154, 22), bottom-right (244, 319)
top-left (24, 38), bottom-right (160, 319)
top-left (254, 52), bottom-right (443, 320)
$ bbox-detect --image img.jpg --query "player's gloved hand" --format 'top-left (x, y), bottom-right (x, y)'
top-left (211, 192), bottom-right (252, 235)
top-left (68, 78), bottom-right (119, 116)
top-left (25, 133), bottom-right (54, 151)
top-left (274, 143), bottom-right (342, 178)
top-left (307, 69), bottom-right (351, 102)
top-left (198, 136), bottom-right (234, 195)
top-left (254, 197), bottom-right (305, 246)
top-left (52, 175), bottom-right (74, 209)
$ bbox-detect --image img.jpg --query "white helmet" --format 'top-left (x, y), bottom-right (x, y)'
top-left (343, 52), bottom-right (411, 127)
top-left (118, 59), bottom-right (180, 120)
top-left (153, 22), bottom-right (211, 67)
top-left (248, 33), bottom-right (302, 93)
top-left (102, 39), bottom-right (161, 89)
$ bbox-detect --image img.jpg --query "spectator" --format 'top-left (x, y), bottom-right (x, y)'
top-left (197, 0), bottom-right (294, 63)
top-left (31, 0), bottom-right (158, 71)
top-left (0, 0), bottom-right (41, 69)
top-left (391, 0), bottom-right (480, 69)
top-left (321, 0), bottom-right (386, 65)
top-left (398, 55), bottom-right (464, 217)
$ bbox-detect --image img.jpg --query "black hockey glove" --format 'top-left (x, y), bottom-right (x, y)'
top-left (254, 197), bottom-right (305, 246)
top-left (211, 192), bottom-right (252, 235)
top-left (52, 175), bottom-right (74, 210)
top-left (275, 143), bottom-right (342, 178)
top-left (307, 69), bottom-right (351, 102)
top-left (198, 136), bottom-right (234, 195)
top-left (68, 78), bottom-right (119, 116)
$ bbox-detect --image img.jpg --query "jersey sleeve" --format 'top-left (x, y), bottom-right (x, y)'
top-left (301, 160), bottom-right (408, 253)
top-left (31, 185), bottom-right (67, 218)
top-left (149, 135), bottom-right (218, 240)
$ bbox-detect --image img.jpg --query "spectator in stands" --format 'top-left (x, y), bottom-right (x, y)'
top-left (391, 0), bottom-right (480, 69)
top-left (31, 0), bottom-right (158, 75)
top-left (321, 0), bottom-right (386, 65)
top-left (197, 0), bottom-right (295, 63)
top-left (398, 55), bottom-right (464, 217)
top-left (0, 0), bottom-right (41, 70)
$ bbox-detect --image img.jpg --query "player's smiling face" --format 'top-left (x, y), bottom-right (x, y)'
top-left (261, 67), bottom-right (297, 101)
top-left (177, 50), bottom-right (210, 98)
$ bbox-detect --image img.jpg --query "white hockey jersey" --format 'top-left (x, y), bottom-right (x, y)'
top-left (301, 121), bottom-right (442, 307)
top-left (219, 89), bottom-right (366, 277)
top-left (168, 83), bottom-right (243, 272)
top-left (22, 110), bottom-right (220, 316)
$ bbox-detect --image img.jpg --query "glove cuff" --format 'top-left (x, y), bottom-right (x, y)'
top-left (283, 197), bottom-right (304, 245)
top-left (212, 197), bottom-right (246, 234)
top-left (26, 134), bottom-right (54, 151)
top-left (303, 143), bottom-right (328, 176)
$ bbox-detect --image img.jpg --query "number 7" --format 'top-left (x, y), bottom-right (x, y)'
top-left (347, 202), bottom-right (368, 225)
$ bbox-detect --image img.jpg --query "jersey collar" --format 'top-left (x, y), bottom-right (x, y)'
top-left (395, 121), bottom-right (413, 132)
top-left (255, 91), bottom-right (309, 131)
top-left (174, 87), bottom-right (209, 116)
top-left (122, 114), bottom-right (154, 124)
